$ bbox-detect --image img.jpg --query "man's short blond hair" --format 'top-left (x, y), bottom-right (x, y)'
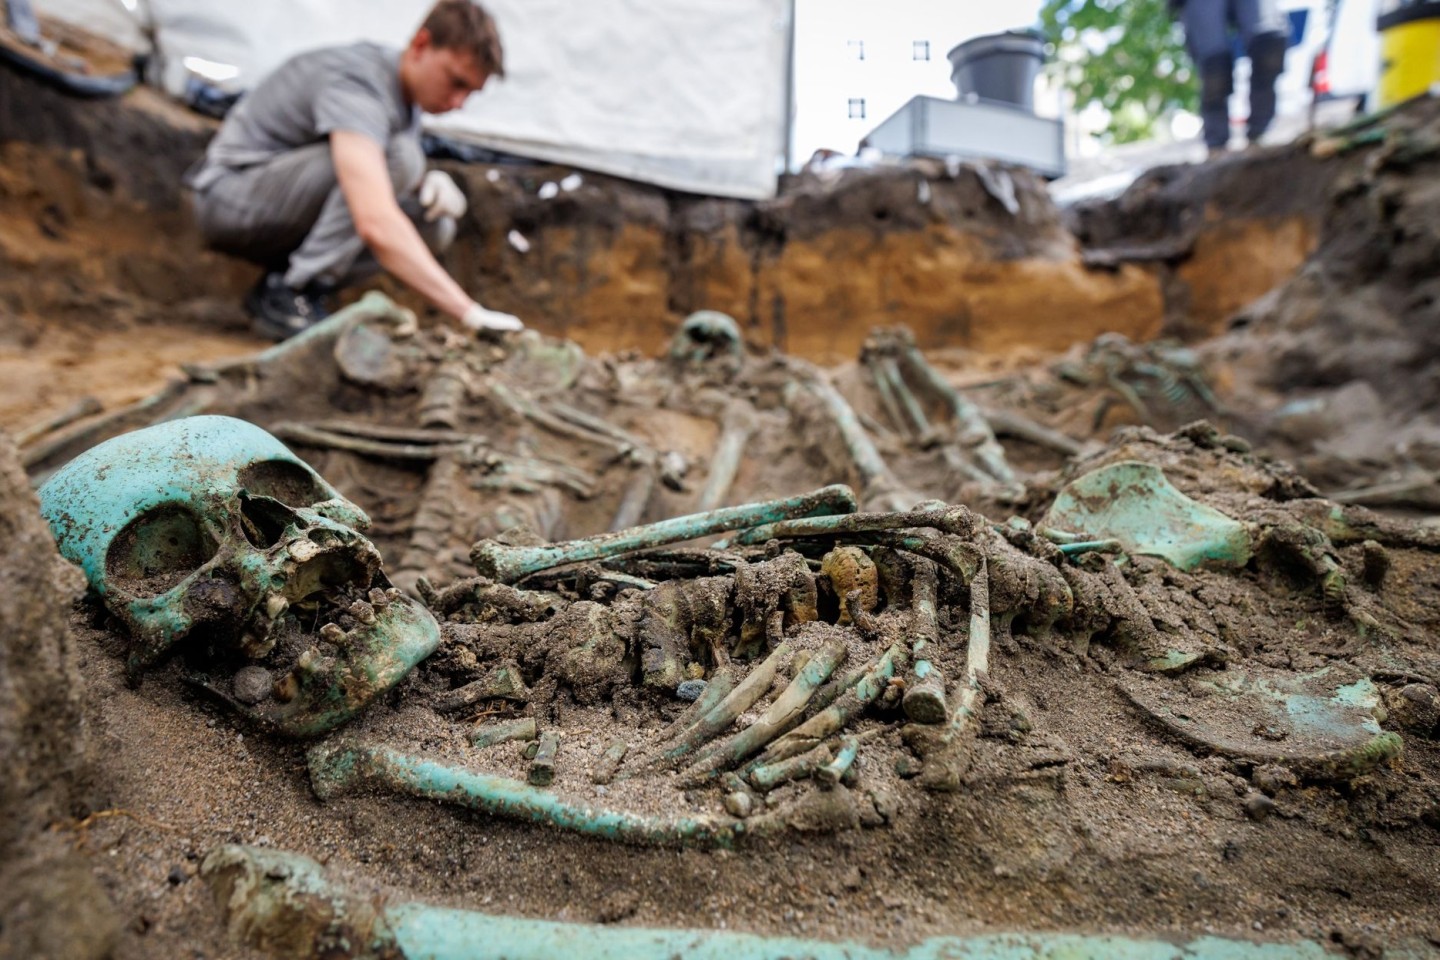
top-left (422, 0), bottom-right (505, 78)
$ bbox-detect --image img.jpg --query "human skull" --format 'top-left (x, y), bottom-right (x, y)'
top-left (39, 416), bottom-right (439, 735)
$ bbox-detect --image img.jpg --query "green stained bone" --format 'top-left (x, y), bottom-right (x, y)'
top-left (816, 736), bottom-right (859, 786)
top-left (748, 742), bottom-right (833, 791)
top-left (308, 742), bottom-right (747, 847)
top-left (471, 485), bottom-right (857, 583)
top-left (733, 505), bottom-right (973, 546)
top-left (659, 643), bottom-right (791, 767)
top-left (1043, 460), bottom-right (1252, 571)
top-left (1057, 539), bottom-right (1123, 557)
top-left (470, 717), bottom-right (538, 750)
top-left (760, 644), bottom-right (905, 765)
top-left (896, 336), bottom-right (1020, 491)
top-left (681, 641), bottom-right (848, 783)
top-left (202, 845), bottom-right (1338, 960)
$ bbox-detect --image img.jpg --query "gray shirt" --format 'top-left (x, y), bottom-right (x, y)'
top-left (191, 42), bottom-right (418, 190)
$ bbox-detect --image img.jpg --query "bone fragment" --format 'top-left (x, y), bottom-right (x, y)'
top-left (590, 739), bottom-right (629, 785)
top-left (469, 717), bottom-right (538, 750)
top-left (14, 395), bottom-right (102, 447)
top-left (815, 737), bottom-right (860, 787)
top-left (434, 665), bottom-right (530, 713)
top-left (528, 732), bottom-right (560, 786)
top-left (982, 407), bottom-right (1085, 458)
top-left (761, 644), bottom-right (904, 764)
top-left (734, 504), bottom-right (976, 546)
top-left (790, 374), bottom-right (922, 512)
top-left (897, 339), bottom-right (1020, 493)
top-left (748, 742), bottom-right (833, 792)
top-left (609, 462), bottom-right (656, 531)
top-left (271, 422), bottom-right (470, 461)
top-left (655, 668), bottom-right (736, 742)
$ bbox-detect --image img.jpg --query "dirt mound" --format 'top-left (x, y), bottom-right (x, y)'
top-left (0, 429), bottom-right (119, 959)
top-left (1200, 98), bottom-right (1440, 502)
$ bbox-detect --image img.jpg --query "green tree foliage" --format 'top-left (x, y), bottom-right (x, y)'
top-left (1040, 0), bottom-right (1196, 143)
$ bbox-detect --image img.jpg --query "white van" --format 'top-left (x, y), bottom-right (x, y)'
top-left (1310, 0), bottom-right (1381, 122)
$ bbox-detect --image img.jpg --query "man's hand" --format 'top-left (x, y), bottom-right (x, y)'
top-left (462, 302), bottom-right (524, 333)
top-left (419, 170), bottom-right (467, 222)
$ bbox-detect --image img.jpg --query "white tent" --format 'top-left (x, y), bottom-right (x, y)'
top-left (33, 0), bottom-right (792, 200)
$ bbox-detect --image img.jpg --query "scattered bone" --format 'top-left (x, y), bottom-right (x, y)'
top-left (590, 740), bottom-right (629, 785)
top-left (433, 665), bottom-right (530, 713)
top-left (470, 717), bottom-right (538, 750)
top-left (528, 731), bottom-right (560, 786)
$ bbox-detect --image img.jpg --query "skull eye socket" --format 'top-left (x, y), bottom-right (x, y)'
top-left (105, 505), bottom-right (218, 597)
top-left (237, 459), bottom-right (328, 508)
top-left (239, 494), bottom-right (294, 549)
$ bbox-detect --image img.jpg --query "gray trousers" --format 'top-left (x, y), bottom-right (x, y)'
top-left (193, 134), bottom-right (453, 290)
top-left (1181, 0), bottom-right (1290, 147)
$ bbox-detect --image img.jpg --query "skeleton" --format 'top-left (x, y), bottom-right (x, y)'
top-left (33, 301), bottom-right (1429, 858)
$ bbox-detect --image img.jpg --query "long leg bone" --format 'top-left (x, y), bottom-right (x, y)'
top-left (471, 485), bottom-right (858, 583)
top-left (271, 422), bottom-right (473, 462)
top-left (696, 401), bottom-right (756, 512)
top-left (787, 375), bottom-right (923, 512)
top-left (609, 461), bottom-right (657, 531)
top-left (202, 844), bottom-right (1339, 959)
top-left (733, 505), bottom-right (979, 547)
top-left (308, 742), bottom-right (748, 847)
top-left (895, 336), bottom-right (1022, 495)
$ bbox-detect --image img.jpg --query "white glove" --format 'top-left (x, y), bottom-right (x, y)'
top-left (462, 302), bottom-right (524, 333)
top-left (419, 170), bottom-right (467, 222)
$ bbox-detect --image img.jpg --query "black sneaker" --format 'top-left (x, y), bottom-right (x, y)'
top-left (244, 272), bottom-right (330, 341)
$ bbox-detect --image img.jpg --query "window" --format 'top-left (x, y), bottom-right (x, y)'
top-left (847, 39), bottom-right (865, 61)
top-left (847, 98), bottom-right (866, 120)
top-left (913, 40), bottom-right (930, 61)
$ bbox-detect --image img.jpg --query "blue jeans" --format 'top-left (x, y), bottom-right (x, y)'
top-left (1181, 0), bottom-right (1290, 147)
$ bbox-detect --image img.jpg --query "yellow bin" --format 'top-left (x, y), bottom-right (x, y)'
top-left (1378, 0), bottom-right (1440, 107)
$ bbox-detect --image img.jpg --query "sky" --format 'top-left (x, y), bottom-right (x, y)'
top-left (790, 0), bottom-right (1045, 164)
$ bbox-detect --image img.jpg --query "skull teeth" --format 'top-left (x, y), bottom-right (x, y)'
top-left (369, 587), bottom-right (391, 610)
top-left (349, 600), bottom-right (377, 625)
top-left (265, 595), bottom-right (290, 620)
top-left (319, 623), bottom-right (346, 644)
top-left (272, 673), bottom-right (299, 703)
top-left (240, 628), bottom-right (277, 660)
top-left (289, 538), bottom-right (321, 563)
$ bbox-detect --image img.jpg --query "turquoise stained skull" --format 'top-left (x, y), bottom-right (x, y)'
top-left (39, 416), bottom-right (440, 736)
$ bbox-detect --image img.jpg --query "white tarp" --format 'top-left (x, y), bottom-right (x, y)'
top-left (34, 0), bottom-right (791, 199)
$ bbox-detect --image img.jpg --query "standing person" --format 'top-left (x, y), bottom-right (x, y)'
top-left (188, 0), bottom-right (524, 340)
top-left (1174, 0), bottom-right (1291, 153)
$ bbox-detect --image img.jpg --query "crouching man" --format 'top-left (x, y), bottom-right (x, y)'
top-left (188, 0), bottom-right (523, 340)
